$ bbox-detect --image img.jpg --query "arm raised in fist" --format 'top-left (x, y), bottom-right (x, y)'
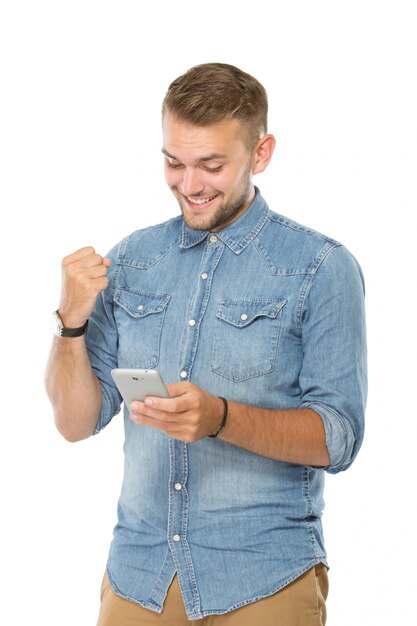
top-left (45, 247), bottom-right (112, 442)
top-left (59, 246), bottom-right (112, 328)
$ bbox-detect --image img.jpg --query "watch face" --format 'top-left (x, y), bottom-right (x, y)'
top-left (52, 310), bottom-right (63, 336)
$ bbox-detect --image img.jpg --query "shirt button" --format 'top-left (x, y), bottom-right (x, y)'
top-left (240, 313), bottom-right (248, 321)
top-left (209, 235), bottom-right (218, 243)
top-left (180, 370), bottom-right (188, 379)
top-left (188, 319), bottom-right (196, 327)
top-left (174, 483), bottom-right (182, 491)
top-left (172, 534), bottom-right (181, 542)
top-left (137, 305), bottom-right (144, 311)
top-left (201, 273), bottom-right (208, 280)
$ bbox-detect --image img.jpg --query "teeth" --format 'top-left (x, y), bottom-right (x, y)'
top-left (186, 194), bottom-right (217, 205)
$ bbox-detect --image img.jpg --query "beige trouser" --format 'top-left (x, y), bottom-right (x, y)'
top-left (96, 564), bottom-right (328, 626)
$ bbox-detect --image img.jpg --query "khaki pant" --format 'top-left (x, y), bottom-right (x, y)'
top-left (97, 564), bottom-right (328, 625)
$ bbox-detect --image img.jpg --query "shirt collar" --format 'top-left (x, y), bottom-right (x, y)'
top-left (180, 187), bottom-right (269, 255)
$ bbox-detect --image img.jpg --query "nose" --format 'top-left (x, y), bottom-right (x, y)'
top-left (180, 167), bottom-right (205, 197)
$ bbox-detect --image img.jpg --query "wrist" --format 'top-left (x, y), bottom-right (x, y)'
top-left (52, 310), bottom-right (89, 338)
top-left (57, 309), bottom-right (88, 329)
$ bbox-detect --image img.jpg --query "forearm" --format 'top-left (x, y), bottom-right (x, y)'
top-left (131, 382), bottom-right (331, 466)
top-left (45, 336), bottom-right (102, 442)
top-left (219, 401), bottom-right (331, 467)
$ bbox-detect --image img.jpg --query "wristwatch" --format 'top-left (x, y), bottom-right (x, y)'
top-left (52, 310), bottom-right (89, 337)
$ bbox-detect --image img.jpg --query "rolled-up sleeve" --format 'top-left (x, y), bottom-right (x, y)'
top-left (300, 244), bottom-right (367, 473)
top-left (84, 245), bottom-right (122, 434)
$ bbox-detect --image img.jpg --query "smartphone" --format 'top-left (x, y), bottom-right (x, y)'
top-left (111, 368), bottom-right (169, 407)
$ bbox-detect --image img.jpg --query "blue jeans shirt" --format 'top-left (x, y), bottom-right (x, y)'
top-left (85, 187), bottom-right (367, 619)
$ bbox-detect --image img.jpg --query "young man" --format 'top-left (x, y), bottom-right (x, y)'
top-left (45, 63), bottom-right (367, 625)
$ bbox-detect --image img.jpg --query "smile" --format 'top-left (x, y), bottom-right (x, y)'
top-left (183, 193), bottom-right (220, 206)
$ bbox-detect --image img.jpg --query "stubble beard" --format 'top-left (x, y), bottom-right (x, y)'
top-left (176, 165), bottom-right (253, 232)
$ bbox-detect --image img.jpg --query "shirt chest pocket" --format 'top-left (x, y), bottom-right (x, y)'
top-left (114, 288), bottom-right (171, 369)
top-left (211, 298), bottom-right (287, 382)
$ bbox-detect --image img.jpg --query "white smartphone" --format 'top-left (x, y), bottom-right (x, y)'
top-left (111, 368), bottom-right (169, 407)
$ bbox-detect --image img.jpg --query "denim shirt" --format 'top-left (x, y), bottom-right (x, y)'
top-left (85, 187), bottom-right (367, 619)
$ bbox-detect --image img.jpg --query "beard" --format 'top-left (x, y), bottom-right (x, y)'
top-left (175, 163), bottom-right (253, 232)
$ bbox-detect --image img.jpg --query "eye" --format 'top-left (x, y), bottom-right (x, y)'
top-left (203, 165), bottom-right (223, 173)
top-left (166, 159), bottom-right (184, 169)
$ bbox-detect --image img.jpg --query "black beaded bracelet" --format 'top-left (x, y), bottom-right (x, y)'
top-left (208, 397), bottom-right (228, 438)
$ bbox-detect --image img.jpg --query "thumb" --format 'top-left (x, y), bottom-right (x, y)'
top-left (166, 381), bottom-right (193, 398)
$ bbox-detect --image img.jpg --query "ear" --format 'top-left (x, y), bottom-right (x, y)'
top-left (252, 134), bottom-right (276, 174)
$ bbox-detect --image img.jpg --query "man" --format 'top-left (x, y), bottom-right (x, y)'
top-left (45, 63), bottom-right (367, 625)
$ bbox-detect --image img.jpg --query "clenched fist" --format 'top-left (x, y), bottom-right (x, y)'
top-left (58, 246), bottom-right (111, 328)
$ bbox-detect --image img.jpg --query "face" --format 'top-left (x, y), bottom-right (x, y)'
top-left (162, 113), bottom-right (256, 232)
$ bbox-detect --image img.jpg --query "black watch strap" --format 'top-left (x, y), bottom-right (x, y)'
top-left (60, 321), bottom-right (89, 337)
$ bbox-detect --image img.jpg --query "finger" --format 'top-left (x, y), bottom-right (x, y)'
top-left (85, 264), bottom-right (110, 279)
top-left (130, 400), bottom-right (175, 420)
top-left (62, 246), bottom-right (97, 266)
top-left (63, 251), bottom-right (106, 272)
top-left (166, 382), bottom-right (193, 397)
top-left (142, 393), bottom-right (191, 415)
top-left (63, 255), bottom-right (107, 281)
top-left (129, 407), bottom-right (199, 442)
top-left (134, 415), bottom-right (199, 443)
top-left (91, 276), bottom-right (109, 294)
top-left (130, 410), bottom-right (179, 429)
top-left (75, 253), bottom-right (106, 269)
top-left (130, 410), bottom-right (156, 423)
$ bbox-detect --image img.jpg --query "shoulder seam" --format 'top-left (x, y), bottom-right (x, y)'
top-left (267, 210), bottom-right (340, 247)
top-left (297, 243), bottom-right (344, 333)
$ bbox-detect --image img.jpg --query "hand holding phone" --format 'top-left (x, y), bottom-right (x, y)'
top-left (111, 369), bottom-right (169, 407)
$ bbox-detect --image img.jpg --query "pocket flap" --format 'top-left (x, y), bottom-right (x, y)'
top-left (114, 288), bottom-right (170, 318)
top-left (216, 298), bottom-right (287, 328)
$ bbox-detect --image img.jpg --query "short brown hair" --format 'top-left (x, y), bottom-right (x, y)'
top-left (162, 63), bottom-right (268, 148)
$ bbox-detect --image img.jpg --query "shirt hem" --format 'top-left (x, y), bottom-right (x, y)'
top-left (195, 559), bottom-right (329, 618)
top-left (105, 559), bottom-right (329, 619)
top-left (105, 567), bottom-right (164, 615)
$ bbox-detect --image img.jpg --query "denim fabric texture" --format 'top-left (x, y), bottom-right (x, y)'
top-left (85, 187), bottom-right (367, 619)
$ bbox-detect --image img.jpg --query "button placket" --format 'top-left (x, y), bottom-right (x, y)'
top-left (168, 435), bottom-right (188, 538)
top-left (178, 239), bottom-right (224, 384)
top-left (167, 239), bottom-right (225, 617)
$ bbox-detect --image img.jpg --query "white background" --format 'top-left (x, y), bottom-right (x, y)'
top-left (1, 1), bottom-right (416, 624)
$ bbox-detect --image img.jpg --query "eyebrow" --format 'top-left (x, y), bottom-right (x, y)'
top-left (161, 148), bottom-right (228, 163)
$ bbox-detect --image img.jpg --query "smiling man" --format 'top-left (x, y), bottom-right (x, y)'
top-left (45, 63), bottom-right (367, 625)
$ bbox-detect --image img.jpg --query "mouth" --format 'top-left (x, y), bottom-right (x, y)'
top-left (181, 192), bottom-right (220, 209)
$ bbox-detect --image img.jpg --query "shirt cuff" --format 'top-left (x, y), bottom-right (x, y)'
top-left (303, 401), bottom-right (356, 473)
